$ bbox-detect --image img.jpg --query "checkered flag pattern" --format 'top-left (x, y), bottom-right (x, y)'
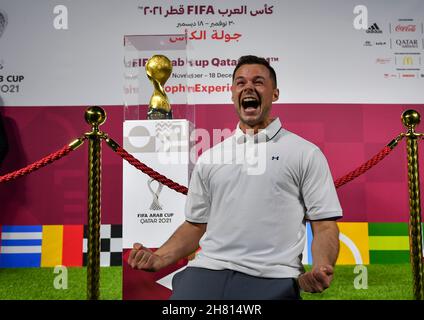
top-left (83, 224), bottom-right (122, 266)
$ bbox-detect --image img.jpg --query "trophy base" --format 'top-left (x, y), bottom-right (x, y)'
top-left (147, 109), bottom-right (173, 120)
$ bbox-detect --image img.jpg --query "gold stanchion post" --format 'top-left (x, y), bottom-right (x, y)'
top-left (84, 106), bottom-right (106, 300)
top-left (402, 109), bottom-right (424, 300)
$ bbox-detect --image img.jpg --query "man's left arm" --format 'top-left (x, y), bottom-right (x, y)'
top-left (298, 219), bottom-right (340, 293)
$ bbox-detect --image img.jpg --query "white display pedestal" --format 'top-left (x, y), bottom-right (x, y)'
top-left (123, 119), bottom-right (193, 249)
top-left (122, 119), bottom-right (194, 300)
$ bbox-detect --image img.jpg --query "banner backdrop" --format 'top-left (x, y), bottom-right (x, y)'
top-left (0, 0), bottom-right (424, 296)
top-left (0, 0), bottom-right (423, 106)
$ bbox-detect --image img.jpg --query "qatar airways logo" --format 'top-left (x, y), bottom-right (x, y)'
top-left (394, 24), bottom-right (416, 32)
top-left (394, 39), bottom-right (419, 49)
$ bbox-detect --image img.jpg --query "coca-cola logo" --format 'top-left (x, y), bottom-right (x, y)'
top-left (394, 24), bottom-right (416, 32)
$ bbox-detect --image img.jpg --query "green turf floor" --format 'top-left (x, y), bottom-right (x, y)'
top-left (301, 264), bottom-right (413, 300)
top-left (0, 264), bottom-right (414, 300)
top-left (0, 267), bottom-right (122, 300)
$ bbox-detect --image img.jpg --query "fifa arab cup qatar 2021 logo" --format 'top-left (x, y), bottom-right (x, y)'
top-left (147, 177), bottom-right (163, 211)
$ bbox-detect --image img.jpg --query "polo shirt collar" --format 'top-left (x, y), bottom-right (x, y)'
top-left (235, 118), bottom-right (282, 144)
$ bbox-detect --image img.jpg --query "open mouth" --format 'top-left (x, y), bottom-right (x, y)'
top-left (241, 97), bottom-right (261, 110)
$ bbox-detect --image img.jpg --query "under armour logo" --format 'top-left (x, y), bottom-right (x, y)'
top-left (272, 156), bottom-right (279, 160)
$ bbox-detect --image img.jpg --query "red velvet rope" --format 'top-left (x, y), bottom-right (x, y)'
top-left (0, 145), bottom-right (73, 183)
top-left (334, 146), bottom-right (392, 189)
top-left (116, 146), bottom-right (188, 195)
top-left (0, 137), bottom-right (395, 193)
top-left (116, 144), bottom-right (394, 194)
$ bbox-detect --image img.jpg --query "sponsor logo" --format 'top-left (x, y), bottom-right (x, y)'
top-left (394, 39), bottom-right (419, 49)
top-left (401, 73), bottom-right (417, 78)
top-left (366, 23), bottom-right (383, 34)
top-left (363, 40), bottom-right (373, 47)
top-left (403, 56), bottom-right (414, 65)
top-left (394, 55), bottom-right (420, 70)
top-left (394, 24), bottom-right (416, 32)
top-left (384, 73), bottom-right (398, 79)
top-left (384, 73), bottom-right (399, 79)
top-left (375, 58), bottom-right (391, 64)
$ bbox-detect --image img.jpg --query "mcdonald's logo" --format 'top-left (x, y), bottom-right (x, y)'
top-left (403, 56), bottom-right (414, 65)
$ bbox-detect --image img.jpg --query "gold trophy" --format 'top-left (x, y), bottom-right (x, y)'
top-left (145, 55), bottom-right (173, 119)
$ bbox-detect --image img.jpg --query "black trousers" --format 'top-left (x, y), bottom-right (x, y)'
top-left (170, 267), bottom-right (301, 300)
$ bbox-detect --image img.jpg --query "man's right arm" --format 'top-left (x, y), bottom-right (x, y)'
top-left (127, 220), bottom-right (206, 271)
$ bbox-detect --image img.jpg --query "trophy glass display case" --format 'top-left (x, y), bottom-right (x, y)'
top-left (122, 34), bottom-right (196, 300)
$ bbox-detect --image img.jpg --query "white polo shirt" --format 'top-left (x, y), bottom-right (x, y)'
top-left (185, 118), bottom-right (343, 278)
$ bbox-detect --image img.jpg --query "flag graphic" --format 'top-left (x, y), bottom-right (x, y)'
top-left (301, 222), bottom-right (313, 265)
top-left (62, 225), bottom-right (83, 266)
top-left (40, 225), bottom-right (83, 267)
top-left (0, 223), bottom-right (418, 269)
top-left (83, 224), bottom-right (122, 266)
top-left (0, 225), bottom-right (84, 268)
top-left (337, 222), bottom-right (370, 265)
top-left (0, 226), bottom-right (42, 267)
top-left (368, 223), bottom-right (410, 263)
top-left (41, 225), bottom-right (63, 267)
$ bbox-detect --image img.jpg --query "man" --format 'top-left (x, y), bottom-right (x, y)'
top-left (128, 55), bottom-right (342, 299)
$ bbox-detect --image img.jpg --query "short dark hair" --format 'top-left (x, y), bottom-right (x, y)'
top-left (232, 55), bottom-right (277, 88)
